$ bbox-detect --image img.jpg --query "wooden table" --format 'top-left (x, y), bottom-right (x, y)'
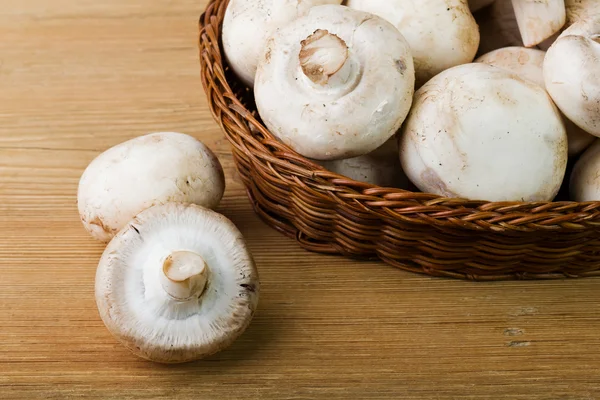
top-left (2, 1), bottom-right (599, 398)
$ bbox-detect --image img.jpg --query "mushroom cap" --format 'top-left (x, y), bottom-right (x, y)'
top-left (475, 46), bottom-right (595, 156)
top-left (95, 202), bottom-right (260, 364)
top-left (254, 4), bottom-right (415, 161)
top-left (399, 63), bottom-right (568, 202)
top-left (570, 139), bottom-right (600, 201)
top-left (543, 15), bottom-right (600, 137)
top-left (222, 0), bottom-right (342, 88)
top-left (77, 132), bottom-right (225, 242)
top-left (314, 136), bottom-right (410, 188)
top-left (346, 0), bottom-right (480, 87)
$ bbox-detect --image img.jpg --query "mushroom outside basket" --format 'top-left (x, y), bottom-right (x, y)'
top-left (198, 0), bottom-right (600, 281)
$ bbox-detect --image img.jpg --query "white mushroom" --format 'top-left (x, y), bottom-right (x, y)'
top-left (314, 137), bottom-right (410, 188)
top-left (399, 63), bottom-right (568, 202)
top-left (95, 202), bottom-right (259, 363)
top-left (78, 132), bottom-right (225, 242)
top-left (570, 139), bottom-right (600, 201)
top-left (469, 0), bottom-right (495, 13)
top-left (475, 46), bottom-right (595, 156)
top-left (346, 0), bottom-right (480, 87)
top-left (544, 15), bottom-right (600, 137)
top-left (254, 5), bottom-right (415, 161)
top-left (222, 0), bottom-right (342, 88)
top-left (511, 0), bottom-right (566, 47)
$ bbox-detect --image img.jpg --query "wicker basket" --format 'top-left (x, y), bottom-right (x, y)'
top-left (198, 0), bottom-right (600, 281)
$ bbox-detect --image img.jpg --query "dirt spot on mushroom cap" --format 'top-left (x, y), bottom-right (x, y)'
top-left (395, 59), bottom-right (406, 73)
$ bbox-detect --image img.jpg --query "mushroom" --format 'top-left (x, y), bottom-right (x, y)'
top-left (254, 5), bottom-right (415, 161)
top-left (346, 0), bottom-right (480, 87)
top-left (78, 132), bottom-right (225, 242)
top-left (468, 0), bottom-right (495, 13)
top-left (475, 46), bottom-right (595, 156)
top-left (543, 15), bottom-right (600, 137)
top-left (222, 0), bottom-right (342, 88)
top-left (398, 63), bottom-right (568, 202)
top-left (314, 136), bottom-right (410, 188)
top-left (570, 139), bottom-right (600, 201)
top-left (511, 0), bottom-right (566, 47)
top-left (95, 202), bottom-right (260, 363)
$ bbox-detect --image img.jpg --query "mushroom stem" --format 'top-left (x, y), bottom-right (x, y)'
top-left (160, 251), bottom-right (208, 302)
top-left (511, 0), bottom-right (566, 47)
top-left (299, 29), bottom-right (351, 86)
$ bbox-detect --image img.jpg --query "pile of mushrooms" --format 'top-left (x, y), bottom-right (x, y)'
top-left (219, 1), bottom-right (600, 201)
top-left (78, 132), bottom-right (259, 363)
top-left (75, 0), bottom-right (600, 362)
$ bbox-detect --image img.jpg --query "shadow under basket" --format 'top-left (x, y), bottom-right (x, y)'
top-left (198, 0), bottom-right (600, 281)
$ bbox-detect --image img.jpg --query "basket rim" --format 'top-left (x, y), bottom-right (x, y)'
top-left (197, 0), bottom-right (600, 232)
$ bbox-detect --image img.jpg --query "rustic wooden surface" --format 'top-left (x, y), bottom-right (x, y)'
top-left (1, 1), bottom-right (600, 398)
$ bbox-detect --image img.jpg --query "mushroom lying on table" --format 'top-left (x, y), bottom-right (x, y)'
top-left (399, 63), bottom-right (568, 202)
top-left (222, 0), bottom-right (342, 88)
top-left (77, 132), bottom-right (225, 242)
top-left (346, 0), bottom-right (480, 87)
top-left (475, 46), bottom-right (595, 156)
top-left (544, 15), bottom-right (600, 137)
top-left (254, 4), bottom-right (415, 161)
top-left (95, 202), bottom-right (260, 363)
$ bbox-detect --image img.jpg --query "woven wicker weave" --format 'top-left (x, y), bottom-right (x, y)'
top-left (198, 0), bottom-right (600, 281)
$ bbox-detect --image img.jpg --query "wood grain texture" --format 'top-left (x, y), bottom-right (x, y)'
top-left (1, 1), bottom-right (600, 398)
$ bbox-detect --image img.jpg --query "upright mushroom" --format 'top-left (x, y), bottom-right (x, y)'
top-left (95, 202), bottom-right (260, 363)
top-left (78, 132), bottom-right (225, 242)
top-left (511, 0), bottom-right (566, 47)
top-left (254, 5), bottom-right (415, 161)
top-left (475, 46), bottom-right (595, 156)
top-left (544, 15), bottom-right (600, 137)
top-left (222, 0), bottom-right (342, 88)
top-left (399, 63), bottom-right (568, 202)
top-left (346, 0), bottom-right (480, 87)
